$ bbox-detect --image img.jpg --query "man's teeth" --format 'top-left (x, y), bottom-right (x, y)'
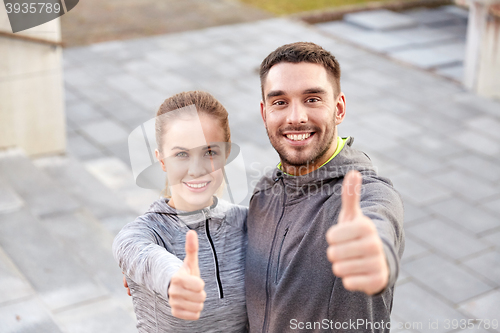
top-left (286, 133), bottom-right (311, 141)
top-left (186, 182), bottom-right (208, 188)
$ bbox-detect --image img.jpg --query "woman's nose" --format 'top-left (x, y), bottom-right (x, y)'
top-left (187, 155), bottom-right (209, 178)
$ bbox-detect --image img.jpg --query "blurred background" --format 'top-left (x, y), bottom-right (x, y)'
top-left (1, 0), bottom-right (499, 332)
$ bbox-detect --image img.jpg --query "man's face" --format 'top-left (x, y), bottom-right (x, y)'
top-left (260, 62), bottom-right (345, 175)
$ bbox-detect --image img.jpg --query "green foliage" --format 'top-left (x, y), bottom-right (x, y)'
top-left (240, 0), bottom-right (387, 15)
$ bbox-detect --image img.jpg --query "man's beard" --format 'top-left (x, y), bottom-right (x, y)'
top-left (265, 123), bottom-right (336, 169)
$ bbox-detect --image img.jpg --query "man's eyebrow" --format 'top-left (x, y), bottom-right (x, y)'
top-left (303, 87), bottom-right (327, 95)
top-left (266, 90), bottom-right (286, 99)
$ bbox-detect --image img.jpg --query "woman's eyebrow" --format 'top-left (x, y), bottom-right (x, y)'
top-left (203, 144), bottom-right (221, 150)
top-left (171, 146), bottom-right (189, 151)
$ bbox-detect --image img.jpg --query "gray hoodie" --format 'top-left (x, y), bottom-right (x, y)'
top-left (245, 137), bottom-right (405, 333)
top-left (113, 197), bottom-right (248, 333)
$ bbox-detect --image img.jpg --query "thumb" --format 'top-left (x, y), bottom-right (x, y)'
top-left (339, 170), bottom-right (362, 223)
top-left (183, 230), bottom-right (200, 277)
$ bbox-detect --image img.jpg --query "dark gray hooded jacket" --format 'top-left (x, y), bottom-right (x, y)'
top-left (245, 137), bottom-right (405, 333)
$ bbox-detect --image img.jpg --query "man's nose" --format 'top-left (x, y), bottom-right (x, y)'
top-left (286, 101), bottom-right (308, 124)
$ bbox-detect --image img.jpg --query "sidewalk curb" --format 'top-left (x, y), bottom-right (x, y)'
top-left (294, 0), bottom-right (455, 24)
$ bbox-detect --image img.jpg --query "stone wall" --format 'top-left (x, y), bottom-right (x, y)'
top-left (0, 8), bottom-right (65, 156)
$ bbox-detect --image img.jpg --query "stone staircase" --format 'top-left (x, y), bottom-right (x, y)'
top-left (0, 149), bottom-right (157, 333)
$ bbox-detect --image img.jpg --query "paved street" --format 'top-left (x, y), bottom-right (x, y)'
top-left (1, 5), bottom-right (500, 333)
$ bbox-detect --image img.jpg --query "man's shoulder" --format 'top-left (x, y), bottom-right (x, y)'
top-left (251, 167), bottom-right (278, 195)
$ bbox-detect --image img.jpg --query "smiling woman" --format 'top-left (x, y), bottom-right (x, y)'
top-left (112, 91), bottom-right (248, 333)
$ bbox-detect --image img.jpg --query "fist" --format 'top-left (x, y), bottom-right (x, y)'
top-left (326, 171), bottom-right (389, 295)
top-left (168, 230), bottom-right (207, 320)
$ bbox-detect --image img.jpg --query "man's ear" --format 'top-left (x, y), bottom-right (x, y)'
top-left (260, 100), bottom-right (266, 123)
top-left (155, 149), bottom-right (167, 172)
top-left (335, 93), bottom-right (346, 125)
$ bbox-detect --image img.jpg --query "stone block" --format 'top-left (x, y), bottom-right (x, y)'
top-left (427, 197), bottom-right (499, 235)
top-left (403, 254), bottom-right (493, 304)
top-left (40, 210), bottom-right (129, 297)
top-left (459, 290), bottom-right (500, 328)
top-left (35, 156), bottom-right (135, 220)
top-left (0, 209), bottom-right (108, 311)
top-left (0, 150), bottom-right (79, 218)
top-left (65, 100), bottom-right (106, 125)
top-left (390, 171), bottom-right (452, 206)
top-left (80, 120), bottom-right (130, 146)
top-left (448, 154), bottom-right (500, 182)
top-left (401, 236), bottom-right (429, 262)
top-left (380, 145), bottom-right (446, 174)
top-left (481, 196), bottom-right (500, 216)
top-left (386, 26), bottom-right (459, 49)
top-left (390, 42), bottom-right (465, 69)
top-left (316, 21), bottom-right (412, 52)
top-left (402, 132), bottom-right (466, 159)
top-left (467, 116), bottom-right (500, 140)
top-left (0, 247), bottom-right (33, 304)
top-left (67, 133), bottom-right (106, 161)
top-left (54, 298), bottom-right (137, 333)
top-left (405, 218), bottom-right (490, 260)
top-left (431, 170), bottom-right (499, 202)
top-left (436, 64), bottom-right (464, 81)
top-left (402, 201), bottom-right (431, 224)
top-left (0, 297), bottom-right (63, 333)
top-left (401, 7), bottom-right (463, 26)
top-left (392, 281), bottom-right (468, 333)
top-left (459, 126), bottom-right (494, 161)
top-left (344, 9), bottom-right (418, 31)
top-left (0, 179), bottom-right (23, 214)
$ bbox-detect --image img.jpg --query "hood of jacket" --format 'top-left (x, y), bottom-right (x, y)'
top-left (253, 137), bottom-right (377, 199)
top-left (144, 196), bottom-right (228, 230)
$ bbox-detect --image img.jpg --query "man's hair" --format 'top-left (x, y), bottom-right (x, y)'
top-left (259, 42), bottom-right (341, 100)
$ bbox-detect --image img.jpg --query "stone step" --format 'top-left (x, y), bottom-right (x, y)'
top-left (0, 208), bottom-right (109, 312)
top-left (32, 155), bottom-right (137, 222)
top-left (0, 149), bottom-right (137, 332)
top-left (0, 149), bottom-right (79, 218)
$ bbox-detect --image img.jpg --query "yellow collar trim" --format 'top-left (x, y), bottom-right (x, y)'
top-left (277, 136), bottom-right (349, 176)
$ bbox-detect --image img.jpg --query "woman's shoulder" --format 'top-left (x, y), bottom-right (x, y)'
top-left (215, 198), bottom-right (248, 226)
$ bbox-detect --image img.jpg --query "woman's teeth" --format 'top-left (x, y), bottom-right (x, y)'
top-left (286, 133), bottom-right (311, 141)
top-left (185, 182), bottom-right (208, 188)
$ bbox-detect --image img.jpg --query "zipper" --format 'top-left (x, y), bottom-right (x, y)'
top-left (203, 211), bottom-right (224, 299)
top-left (262, 176), bottom-right (287, 333)
top-left (274, 227), bottom-right (289, 284)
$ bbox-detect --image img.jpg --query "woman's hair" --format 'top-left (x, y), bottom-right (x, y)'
top-left (155, 91), bottom-right (230, 155)
top-left (155, 91), bottom-right (231, 197)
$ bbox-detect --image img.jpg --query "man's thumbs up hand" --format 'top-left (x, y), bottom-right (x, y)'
top-left (168, 230), bottom-right (206, 320)
top-left (326, 171), bottom-right (389, 295)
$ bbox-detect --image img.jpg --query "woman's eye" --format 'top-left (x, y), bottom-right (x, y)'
top-left (176, 152), bottom-right (188, 158)
top-left (205, 150), bottom-right (217, 156)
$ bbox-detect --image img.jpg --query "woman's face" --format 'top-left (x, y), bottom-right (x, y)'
top-left (157, 113), bottom-right (227, 211)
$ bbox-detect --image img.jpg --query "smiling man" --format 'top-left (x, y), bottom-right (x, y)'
top-left (245, 42), bottom-right (405, 332)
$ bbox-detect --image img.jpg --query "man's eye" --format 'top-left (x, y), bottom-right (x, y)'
top-left (306, 97), bottom-right (319, 103)
top-left (273, 100), bottom-right (286, 106)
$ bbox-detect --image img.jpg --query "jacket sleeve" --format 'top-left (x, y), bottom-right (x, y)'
top-left (359, 172), bottom-right (405, 291)
top-left (112, 216), bottom-right (183, 299)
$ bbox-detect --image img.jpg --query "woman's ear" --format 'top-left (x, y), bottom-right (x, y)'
top-left (155, 149), bottom-right (167, 172)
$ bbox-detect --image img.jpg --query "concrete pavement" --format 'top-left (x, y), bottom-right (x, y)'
top-left (1, 6), bottom-right (499, 333)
